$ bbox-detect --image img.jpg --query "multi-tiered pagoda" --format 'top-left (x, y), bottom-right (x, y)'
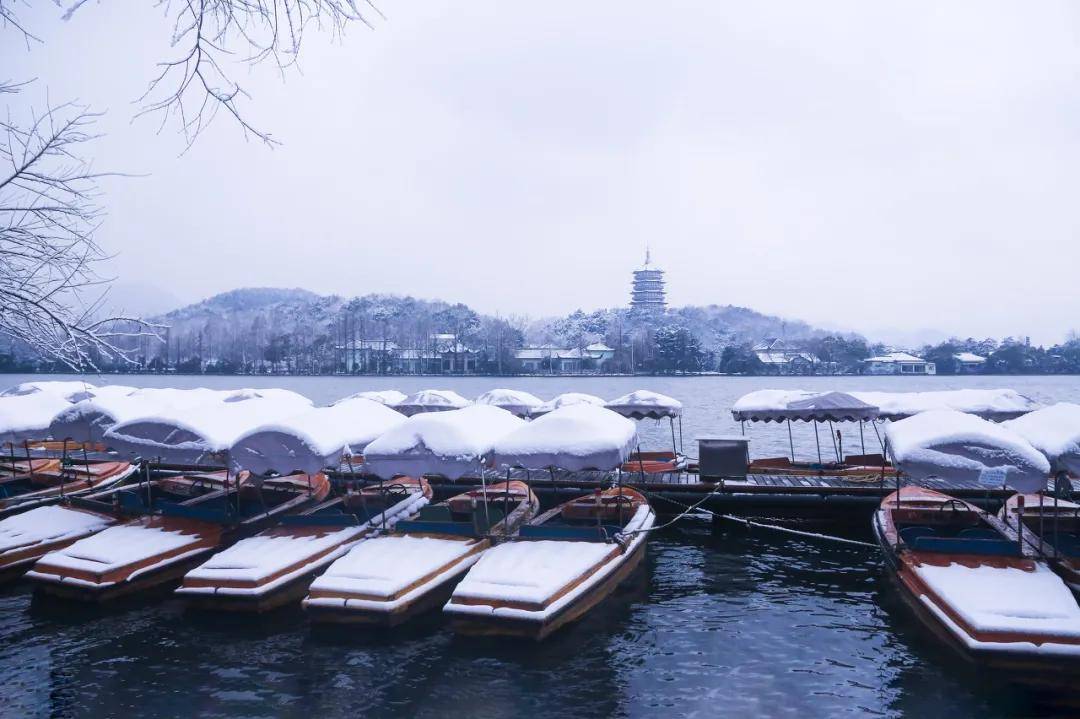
top-left (629, 248), bottom-right (666, 312)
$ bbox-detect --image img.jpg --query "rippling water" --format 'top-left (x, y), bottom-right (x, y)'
top-left (2, 373), bottom-right (1078, 718)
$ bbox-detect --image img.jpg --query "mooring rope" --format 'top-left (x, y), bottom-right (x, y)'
top-left (632, 485), bottom-right (878, 549)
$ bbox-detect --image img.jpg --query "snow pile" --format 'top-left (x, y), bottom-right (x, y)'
top-left (104, 388), bottom-right (313, 464)
top-left (37, 523), bottom-right (202, 574)
top-left (732, 390), bottom-right (878, 423)
top-left (492, 404), bottom-right (639, 471)
top-left (886, 410), bottom-right (1050, 492)
top-left (474, 389), bottom-right (544, 417)
top-left (309, 534), bottom-right (476, 598)
top-left (183, 528), bottom-right (361, 584)
top-left (1004, 403), bottom-right (1080, 475)
top-left (452, 540), bottom-right (613, 605)
top-left (230, 397), bottom-right (406, 475)
top-left (917, 562), bottom-right (1080, 638)
top-left (852, 389), bottom-right (1039, 420)
top-left (530, 392), bottom-right (606, 417)
top-left (605, 390), bottom-right (683, 419)
top-left (333, 390), bottom-right (408, 407)
top-left (363, 404), bottom-right (525, 479)
top-left (0, 505), bottom-right (114, 557)
top-left (394, 389), bottom-right (472, 416)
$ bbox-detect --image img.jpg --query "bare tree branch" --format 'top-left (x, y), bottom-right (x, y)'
top-left (0, 81), bottom-right (163, 370)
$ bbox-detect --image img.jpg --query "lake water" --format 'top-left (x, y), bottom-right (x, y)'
top-left (2, 373), bottom-right (1079, 718)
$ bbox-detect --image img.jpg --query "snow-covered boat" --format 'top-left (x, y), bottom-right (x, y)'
top-left (27, 471), bottom-right (330, 602)
top-left (176, 477), bottom-right (431, 612)
top-left (0, 503), bottom-right (115, 584)
top-left (304, 481), bottom-right (539, 625)
top-left (0, 459), bottom-right (136, 519)
top-left (446, 487), bottom-right (654, 639)
top-left (873, 486), bottom-right (1080, 674)
top-left (999, 493), bottom-right (1080, 594)
top-left (445, 404), bottom-right (648, 639)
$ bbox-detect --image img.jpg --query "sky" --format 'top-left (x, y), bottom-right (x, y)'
top-left (4, 1), bottom-right (1080, 346)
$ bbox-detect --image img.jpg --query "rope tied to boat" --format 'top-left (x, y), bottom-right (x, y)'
top-left (629, 485), bottom-right (878, 549)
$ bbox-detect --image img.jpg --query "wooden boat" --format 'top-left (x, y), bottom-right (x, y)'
top-left (304, 480), bottom-right (538, 626)
top-left (999, 492), bottom-right (1080, 593)
top-left (748, 453), bottom-right (895, 478)
top-left (445, 486), bottom-right (654, 640)
top-left (26, 471), bottom-right (330, 602)
top-left (176, 477), bottom-right (432, 612)
top-left (0, 459), bottom-right (136, 519)
top-left (621, 451), bottom-right (686, 475)
top-left (873, 486), bottom-right (1080, 675)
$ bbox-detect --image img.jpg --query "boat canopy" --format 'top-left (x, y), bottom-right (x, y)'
top-left (333, 390), bottom-right (407, 407)
top-left (0, 380), bottom-right (98, 401)
top-left (605, 390), bottom-right (683, 420)
top-left (885, 409), bottom-right (1050, 492)
top-left (230, 397), bottom-right (406, 475)
top-left (103, 388), bottom-right (313, 464)
top-left (732, 390), bottom-right (877, 423)
top-left (393, 389), bottom-right (472, 417)
top-left (530, 392), bottom-right (606, 418)
top-left (0, 391), bottom-right (79, 443)
top-left (1003, 403), bottom-right (1080, 476)
top-left (491, 404), bottom-right (639, 472)
top-left (850, 389), bottom-right (1038, 421)
top-left (474, 389), bottom-right (544, 417)
top-left (49, 387), bottom-right (226, 444)
top-left (362, 404), bottom-right (525, 480)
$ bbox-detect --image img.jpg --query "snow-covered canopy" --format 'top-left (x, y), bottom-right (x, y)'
top-left (605, 390), bottom-right (683, 420)
top-left (851, 389), bottom-right (1039, 421)
top-left (0, 380), bottom-right (97, 400)
top-left (885, 409), bottom-right (1050, 492)
top-left (104, 388), bottom-right (313, 464)
top-left (0, 390), bottom-right (78, 443)
top-left (492, 404), bottom-right (639, 472)
top-left (393, 389), bottom-right (472, 417)
top-left (1004, 403), bottom-right (1080, 476)
top-left (49, 387), bottom-right (226, 444)
top-left (529, 392), bottom-right (606, 417)
top-left (230, 397), bottom-right (406, 475)
top-left (333, 390), bottom-right (407, 407)
top-left (732, 390), bottom-right (878, 423)
top-left (474, 389), bottom-right (544, 417)
top-left (362, 404), bottom-right (525, 480)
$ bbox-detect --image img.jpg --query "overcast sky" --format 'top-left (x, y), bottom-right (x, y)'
top-left (5, 1), bottom-right (1080, 345)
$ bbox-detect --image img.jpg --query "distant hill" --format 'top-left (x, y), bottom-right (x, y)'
top-left (157, 287), bottom-right (324, 322)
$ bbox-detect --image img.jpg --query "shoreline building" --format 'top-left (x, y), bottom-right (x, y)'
top-left (630, 249), bottom-right (666, 312)
top-left (862, 351), bottom-right (936, 376)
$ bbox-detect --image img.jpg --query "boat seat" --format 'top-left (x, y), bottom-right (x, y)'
top-left (899, 526), bottom-right (936, 545)
top-left (958, 528), bottom-right (1001, 541)
top-left (474, 507), bottom-right (506, 534)
top-left (395, 519), bottom-right (476, 537)
top-left (910, 536), bottom-right (1020, 557)
top-left (1051, 534), bottom-right (1080, 557)
top-left (418, 505), bottom-right (453, 522)
top-left (519, 524), bottom-right (622, 541)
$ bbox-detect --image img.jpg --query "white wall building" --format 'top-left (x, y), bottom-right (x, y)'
top-left (862, 352), bottom-right (937, 376)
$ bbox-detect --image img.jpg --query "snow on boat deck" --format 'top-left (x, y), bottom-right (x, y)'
top-left (184, 528), bottom-right (362, 584)
top-left (0, 506), bottom-right (113, 555)
top-left (310, 535), bottom-right (477, 599)
top-left (452, 540), bottom-right (615, 605)
top-left (39, 524), bottom-right (204, 574)
top-left (915, 562), bottom-right (1080, 639)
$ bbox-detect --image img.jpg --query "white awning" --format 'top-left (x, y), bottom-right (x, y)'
top-left (362, 404), bottom-right (525, 480)
top-left (230, 397), bottom-right (406, 475)
top-left (333, 390), bottom-right (407, 407)
top-left (529, 392), bottom-right (606, 417)
top-left (491, 404), bottom-right (639, 472)
top-left (393, 389), bottom-right (472, 417)
top-left (0, 380), bottom-right (97, 401)
top-left (606, 390), bottom-right (682, 419)
top-left (1004, 403), bottom-right (1080, 476)
top-left (851, 389), bottom-right (1038, 421)
top-left (474, 389), bottom-right (544, 417)
top-left (731, 390), bottom-right (878, 423)
top-left (50, 387), bottom-right (226, 444)
top-left (885, 409), bottom-right (1050, 492)
top-left (0, 391), bottom-right (77, 443)
top-left (104, 388), bottom-right (313, 464)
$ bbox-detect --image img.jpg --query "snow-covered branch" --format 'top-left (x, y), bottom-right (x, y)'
top-left (0, 82), bottom-right (163, 370)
